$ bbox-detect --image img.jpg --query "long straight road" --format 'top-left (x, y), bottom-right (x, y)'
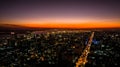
top-left (76, 32), bottom-right (94, 67)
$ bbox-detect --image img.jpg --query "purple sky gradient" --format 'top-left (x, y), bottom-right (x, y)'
top-left (0, 0), bottom-right (120, 24)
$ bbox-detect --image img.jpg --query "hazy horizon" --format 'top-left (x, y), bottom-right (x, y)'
top-left (0, 0), bottom-right (120, 28)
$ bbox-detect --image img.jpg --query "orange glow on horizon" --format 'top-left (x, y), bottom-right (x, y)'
top-left (19, 22), bottom-right (120, 28)
top-left (1, 19), bottom-right (120, 28)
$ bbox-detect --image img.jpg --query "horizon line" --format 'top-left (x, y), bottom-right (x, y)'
top-left (0, 23), bottom-right (120, 29)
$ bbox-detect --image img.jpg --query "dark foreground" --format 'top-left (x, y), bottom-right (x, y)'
top-left (0, 29), bottom-right (120, 67)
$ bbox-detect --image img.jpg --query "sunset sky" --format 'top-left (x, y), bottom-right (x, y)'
top-left (0, 0), bottom-right (120, 28)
